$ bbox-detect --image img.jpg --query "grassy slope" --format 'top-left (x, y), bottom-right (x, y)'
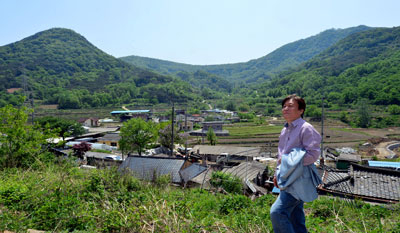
top-left (0, 162), bottom-right (398, 232)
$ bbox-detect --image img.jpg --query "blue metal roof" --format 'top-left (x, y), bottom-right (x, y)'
top-left (368, 161), bottom-right (400, 169)
top-left (110, 110), bottom-right (150, 114)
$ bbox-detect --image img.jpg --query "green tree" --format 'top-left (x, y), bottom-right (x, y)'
top-left (58, 92), bottom-right (81, 109)
top-left (35, 116), bottom-right (85, 140)
top-left (225, 101), bottom-right (237, 111)
top-left (238, 104), bottom-right (250, 112)
top-left (210, 171), bottom-right (242, 194)
top-left (0, 105), bottom-right (53, 168)
top-left (158, 123), bottom-right (182, 149)
top-left (356, 99), bottom-right (372, 128)
top-left (339, 111), bottom-right (350, 124)
top-left (305, 105), bottom-right (322, 119)
top-left (206, 127), bottom-right (217, 145)
top-left (119, 118), bottom-right (158, 156)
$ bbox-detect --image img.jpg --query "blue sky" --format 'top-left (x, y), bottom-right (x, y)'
top-left (1, 0), bottom-right (400, 65)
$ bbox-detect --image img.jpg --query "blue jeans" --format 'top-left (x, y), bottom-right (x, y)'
top-left (270, 190), bottom-right (307, 233)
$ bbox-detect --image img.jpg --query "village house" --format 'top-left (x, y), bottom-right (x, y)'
top-left (190, 145), bottom-right (261, 163)
top-left (78, 117), bottom-right (100, 127)
top-left (111, 110), bottom-right (151, 122)
top-left (187, 161), bottom-right (268, 194)
top-left (324, 147), bottom-right (362, 169)
top-left (176, 120), bottom-right (194, 131)
top-left (97, 132), bottom-right (121, 148)
top-left (319, 163), bottom-right (399, 203)
top-left (189, 121), bottom-right (229, 136)
top-left (119, 156), bottom-right (191, 183)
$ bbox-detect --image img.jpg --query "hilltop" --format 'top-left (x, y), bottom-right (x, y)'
top-left (120, 25), bottom-right (372, 83)
top-left (0, 28), bottom-right (200, 108)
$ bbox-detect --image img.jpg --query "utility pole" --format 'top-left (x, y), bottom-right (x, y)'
top-left (320, 95), bottom-right (325, 165)
top-left (171, 101), bottom-right (175, 157)
top-left (22, 69), bottom-right (34, 124)
top-left (269, 140), bottom-right (272, 157)
top-left (185, 105), bottom-right (188, 156)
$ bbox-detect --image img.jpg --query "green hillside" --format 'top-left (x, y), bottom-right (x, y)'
top-left (0, 28), bottom-right (199, 108)
top-left (1, 25), bottom-right (399, 126)
top-left (257, 26), bottom-right (400, 105)
top-left (249, 26), bottom-right (400, 128)
top-left (120, 25), bottom-right (372, 83)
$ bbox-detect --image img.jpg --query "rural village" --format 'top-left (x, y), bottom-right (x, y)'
top-left (57, 108), bottom-right (400, 204)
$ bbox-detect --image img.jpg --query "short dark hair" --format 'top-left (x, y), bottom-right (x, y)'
top-left (281, 94), bottom-right (306, 118)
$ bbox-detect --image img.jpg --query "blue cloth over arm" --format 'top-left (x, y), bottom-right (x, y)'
top-left (276, 148), bottom-right (322, 202)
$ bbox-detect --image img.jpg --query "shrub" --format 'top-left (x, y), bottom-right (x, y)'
top-left (210, 171), bottom-right (242, 194)
top-left (388, 105), bottom-right (400, 115)
top-left (0, 181), bottom-right (28, 207)
top-left (219, 194), bottom-right (251, 214)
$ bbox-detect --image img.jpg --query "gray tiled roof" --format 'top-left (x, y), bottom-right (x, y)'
top-left (222, 161), bottom-right (266, 181)
top-left (97, 133), bottom-right (121, 141)
top-left (190, 161), bottom-right (267, 189)
top-left (350, 164), bottom-right (399, 201)
top-left (321, 164), bottom-right (400, 202)
top-left (119, 156), bottom-right (185, 183)
top-left (191, 145), bottom-right (261, 157)
top-left (179, 164), bottom-right (207, 183)
top-left (190, 166), bottom-right (215, 188)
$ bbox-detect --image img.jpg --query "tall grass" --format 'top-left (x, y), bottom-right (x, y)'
top-left (0, 161), bottom-right (399, 232)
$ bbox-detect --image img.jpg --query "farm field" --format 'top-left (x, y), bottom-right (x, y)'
top-left (198, 118), bottom-right (400, 157)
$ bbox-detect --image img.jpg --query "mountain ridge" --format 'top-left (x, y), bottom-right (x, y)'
top-left (120, 25), bottom-right (372, 83)
top-left (257, 26), bottom-right (400, 107)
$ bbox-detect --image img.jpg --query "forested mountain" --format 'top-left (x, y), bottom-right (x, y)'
top-left (256, 26), bottom-right (400, 107)
top-left (1, 25), bottom-right (399, 119)
top-left (0, 28), bottom-right (200, 108)
top-left (120, 25), bottom-right (372, 83)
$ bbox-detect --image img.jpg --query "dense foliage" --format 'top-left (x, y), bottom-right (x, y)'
top-left (257, 27), bottom-right (400, 105)
top-left (210, 171), bottom-right (242, 194)
top-left (0, 28), bottom-right (200, 108)
top-left (35, 116), bottom-right (85, 140)
top-left (0, 104), bottom-right (54, 168)
top-left (247, 26), bottom-right (400, 127)
top-left (119, 118), bottom-right (158, 156)
top-left (0, 164), bottom-right (399, 232)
